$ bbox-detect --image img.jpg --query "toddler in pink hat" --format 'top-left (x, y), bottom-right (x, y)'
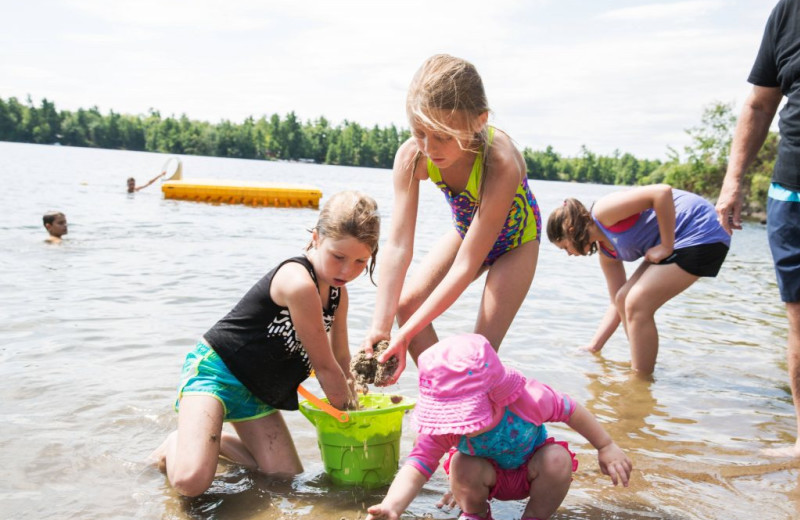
top-left (365, 333), bottom-right (632, 520)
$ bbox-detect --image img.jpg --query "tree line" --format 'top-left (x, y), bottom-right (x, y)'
top-left (0, 96), bottom-right (777, 214)
top-left (524, 101), bottom-right (775, 216)
top-left (0, 96), bottom-right (407, 169)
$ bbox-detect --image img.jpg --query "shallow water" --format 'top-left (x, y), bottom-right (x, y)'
top-left (1, 142), bottom-right (798, 519)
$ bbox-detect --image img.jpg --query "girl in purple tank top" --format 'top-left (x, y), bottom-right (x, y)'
top-left (546, 184), bottom-right (730, 374)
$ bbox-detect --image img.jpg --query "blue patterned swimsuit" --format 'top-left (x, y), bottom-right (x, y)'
top-left (457, 407), bottom-right (548, 469)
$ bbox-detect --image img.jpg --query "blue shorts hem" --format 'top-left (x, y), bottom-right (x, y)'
top-left (767, 190), bottom-right (800, 302)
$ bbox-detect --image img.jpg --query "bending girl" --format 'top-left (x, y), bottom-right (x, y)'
top-left (546, 184), bottom-right (730, 374)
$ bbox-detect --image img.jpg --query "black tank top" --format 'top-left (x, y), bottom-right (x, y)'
top-left (204, 256), bottom-right (340, 410)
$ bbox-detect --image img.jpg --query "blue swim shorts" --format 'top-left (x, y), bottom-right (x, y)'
top-left (768, 183), bottom-right (800, 303)
top-left (175, 341), bottom-right (277, 422)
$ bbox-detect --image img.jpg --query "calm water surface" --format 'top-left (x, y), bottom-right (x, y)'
top-left (1, 142), bottom-right (798, 519)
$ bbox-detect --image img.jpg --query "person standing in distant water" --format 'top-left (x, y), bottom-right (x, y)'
top-left (42, 211), bottom-right (68, 244)
top-left (362, 54), bottom-right (542, 384)
top-left (716, 0), bottom-right (800, 458)
top-left (127, 171), bottom-right (166, 193)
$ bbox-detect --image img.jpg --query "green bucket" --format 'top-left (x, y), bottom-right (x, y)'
top-left (299, 393), bottom-right (415, 488)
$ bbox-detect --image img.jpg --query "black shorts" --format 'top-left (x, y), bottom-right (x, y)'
top-left (657, 242), bottom-right (729, 277)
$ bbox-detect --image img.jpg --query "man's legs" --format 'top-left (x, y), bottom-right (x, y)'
top-left (765, 191), bottom-right (800, 457)
top-left (764, 302), bottom-right (800, 457)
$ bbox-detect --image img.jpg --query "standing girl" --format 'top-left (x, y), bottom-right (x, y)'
top-left (150, 190), bottom-right (380, 496)
top-left (365, 334), bottom-right (631, 520)
top-left (365, 54), bottom-right (541, 382)
top-left (546, 184), bottom-right (730, 374)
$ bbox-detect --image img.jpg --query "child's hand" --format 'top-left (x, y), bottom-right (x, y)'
top-left (361, 331), bottom-right (389, 359)
top-left (377, 334), bottom-right (408, 386)
top-left (644, 243), bottom-right (674, 264)
top-left (436, 489), bottom-right (458, 509)
top-left (597, 442), bottom-right (632, 487)
top-left (365, 503), bottom-right (400, 520)
top-left (579, 343), bottom-right (603, 353)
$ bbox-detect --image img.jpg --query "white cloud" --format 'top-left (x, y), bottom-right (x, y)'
top-left (66, 0), bottom-right (275, 31)
top-left (0, 0), bottom-right (774, 159)
top-left (600, 1), bottom-right (725, 21)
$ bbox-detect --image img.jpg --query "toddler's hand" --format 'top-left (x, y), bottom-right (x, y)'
top-left (436, 489), bottom-right (457, 509)
top-left (365, 503), bottom-right (399, 520)
top-left (598, 442), bottom-right (632, 487)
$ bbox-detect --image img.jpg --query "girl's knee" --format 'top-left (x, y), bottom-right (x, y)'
top-left (531, 445), bottom-right (573, 483)
top-left (623, 297), bottom-right (654, 325)
top-left (170, 465), bottom-right (215, 497)
top-left (450, 453), bottom-right (493, 490)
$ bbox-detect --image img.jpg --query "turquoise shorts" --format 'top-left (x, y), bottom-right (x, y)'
top-left (175, 341), bottom-right (277, 422)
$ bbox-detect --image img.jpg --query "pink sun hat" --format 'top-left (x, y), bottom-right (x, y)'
top-left (412, 333), bottom-right (526, 436)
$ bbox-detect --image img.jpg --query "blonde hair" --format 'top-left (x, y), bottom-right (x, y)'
top-left (546, 199), bottom-right (598, 255)
top-left (307, 190), bottom-right (381, 282)
top-left (406, 54), bottom-right (492, 204)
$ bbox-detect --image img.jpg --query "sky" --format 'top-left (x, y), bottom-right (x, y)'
top-left (0, 0), bottom-right (777, 160)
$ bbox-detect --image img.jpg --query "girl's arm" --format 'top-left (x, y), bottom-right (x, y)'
top-left (273, 263), bottom-right (353, 410)
top-left (386, 134), bottom-right (522, 358)
top-left (329, 286), bottom-right (353, 382)
top-left (363, 140), bottom-right (421, 357)
top-left (365, 465), bottom-right (428, 520)
top-left (593, 184), bottom-right (675, 264)
top-left (584, 253), bottom-right (626, 352)
top-left (566, 403), bottom-right (632, 487)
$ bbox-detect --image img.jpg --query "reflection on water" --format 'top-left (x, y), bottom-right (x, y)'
top-left (2, 142), bottom-right (800, 519)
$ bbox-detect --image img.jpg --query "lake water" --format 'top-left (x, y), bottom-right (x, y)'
top-left (1, 141), bottom-right (798, 520)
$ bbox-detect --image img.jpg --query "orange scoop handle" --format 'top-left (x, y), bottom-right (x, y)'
top-left (298, 384), bottom-right (350, 423)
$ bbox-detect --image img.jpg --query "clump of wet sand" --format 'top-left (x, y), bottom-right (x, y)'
top-left (350, 340), bottom-right (398, 391)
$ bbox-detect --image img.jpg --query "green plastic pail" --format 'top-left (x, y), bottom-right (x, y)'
top-left (299, 393), bottom-right (415, 488)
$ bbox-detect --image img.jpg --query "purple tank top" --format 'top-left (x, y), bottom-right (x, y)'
top-left (593, 189), bottom-right (730, 262)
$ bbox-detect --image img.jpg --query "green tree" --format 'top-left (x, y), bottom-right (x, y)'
top-left (0, 95), bottom-right (415, 171)
top-left (523, 145), bottom-right (561, 181)
top-left (665, 101), bottom-right (737, 195)
top-left (0, 97), bottom-right (25, 142)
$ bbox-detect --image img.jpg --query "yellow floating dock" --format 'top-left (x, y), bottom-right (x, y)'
top-left (162, 179), bottom-right (322, 208)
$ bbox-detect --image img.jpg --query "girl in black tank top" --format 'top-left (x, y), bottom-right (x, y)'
top-left (149, 191), bottom-right (380, 497)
